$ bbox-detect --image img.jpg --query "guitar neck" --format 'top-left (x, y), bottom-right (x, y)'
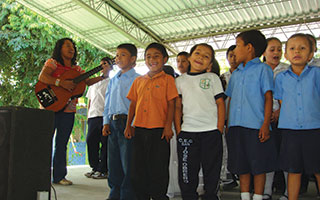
top-left (73, 65), bottom-right (102, 84)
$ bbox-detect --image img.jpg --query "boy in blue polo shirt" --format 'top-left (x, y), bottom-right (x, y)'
top-left (274, 33), bottom-right (320, 200)
top-left (225, 30), bottom-right (277, 200)
top-left (102, 43), bottom-right (140, 200)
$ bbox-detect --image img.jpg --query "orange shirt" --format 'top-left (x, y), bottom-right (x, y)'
top-left (127, 71), bottom-right (178, 129)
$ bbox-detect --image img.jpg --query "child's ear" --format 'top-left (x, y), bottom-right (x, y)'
top-left (207, 63), bottom-right (213, 72)
top-left (308, 52), bottom-right (314, 62)
top-left (247, 43), bottom-right (253, 53)
top-left (130, 56), bottom-right (137, 64)
top-left (284, 51), bottom-right (288, 61)
top-left (164, 56), bottom-right (168, 63)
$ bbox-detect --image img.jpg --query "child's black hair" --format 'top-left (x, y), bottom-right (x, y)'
top-left (163, 65), bottom-right (177, 78)
top-left (117, 43), bottom-right (137, 57)
top-left (177, 51), bottom-right (189, 58)
top-left (285, 33), bottom-right (313, 54)
top-left (305, 33), bottom-right (317, 52)
top-left (209, 58), bottom-right (221, 76)
top-left (262, 37), bottom-right (282, 62)
top-left (236, 29), bottom-right (267, 57)
top-left (101, 57), bottom-right (114, 70)
top-left (226, 45), bottom-right (236, 58)
top-left (144, 43), bottom-right (169, 59)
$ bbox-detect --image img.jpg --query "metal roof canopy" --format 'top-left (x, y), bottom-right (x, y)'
top-left (17, 0), bottom-right (320, 60)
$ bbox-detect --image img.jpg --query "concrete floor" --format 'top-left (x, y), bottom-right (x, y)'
top-left (50, 165), bottom-right (319, 200)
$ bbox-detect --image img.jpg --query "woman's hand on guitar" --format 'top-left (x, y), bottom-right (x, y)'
top-left (60, 80), bottom-right (76, 92)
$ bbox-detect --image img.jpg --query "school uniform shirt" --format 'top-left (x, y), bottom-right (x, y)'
top-left (221, 70), bottom-right (232, 86)
top-left (225, 57), bottom-right (274, 129)
top-left (127, 71), bottom-right (178, 129)
top-left (221, 70), bottom-right (233, 120)
top-left (86, 78), bottom-right (109, 118)
top-left (175, 71), bottom-right (224, 132)
top-left (272, 62), bottom-right (289, 111)
top-left (274, 65), bottom-right (320, 130)
top-left (103, 68), bottom-right (140, 125)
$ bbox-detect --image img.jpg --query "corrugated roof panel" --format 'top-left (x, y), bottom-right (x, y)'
top-left (17, 0), bottom-right (320, 56)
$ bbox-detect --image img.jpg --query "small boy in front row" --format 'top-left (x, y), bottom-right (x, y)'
top-left (124, 43), bottom-right (178, 200)
top-left (274, 33), bottom-right (320, 200)
top-left (225, 30), bottom-right (277, 200)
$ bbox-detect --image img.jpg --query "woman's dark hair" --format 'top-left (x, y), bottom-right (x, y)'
top-left (52, 38), bottom-right (77, 66)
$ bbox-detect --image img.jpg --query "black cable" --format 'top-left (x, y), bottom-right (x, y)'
top-left (51, 184), bottom-right (58, 200)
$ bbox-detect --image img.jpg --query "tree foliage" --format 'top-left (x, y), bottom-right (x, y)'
top-left (0, 0), bottom-right (107, 107)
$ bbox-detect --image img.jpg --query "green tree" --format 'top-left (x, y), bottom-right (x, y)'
top-left (0, 0), bottom-right (107, 107)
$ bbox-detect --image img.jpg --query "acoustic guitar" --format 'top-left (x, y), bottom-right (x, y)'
top-left (35, 59), bottom-right (113, 112)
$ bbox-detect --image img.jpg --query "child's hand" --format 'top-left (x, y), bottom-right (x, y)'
top-left (124, 126), bottom-right (135, 139)
top-left (161, 126), bottom-right (173, 143)
top-left (175, 126), bottom-right (181, 136)
top-left (102, 124), bottom-right (111, 136)
top-left (259, 123), bottom-right (270, 142)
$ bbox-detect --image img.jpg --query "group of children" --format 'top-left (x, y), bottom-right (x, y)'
top-left (100, 30), bottom-right (320, 200)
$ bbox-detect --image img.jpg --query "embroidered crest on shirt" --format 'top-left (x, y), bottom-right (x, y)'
top-left (199, 78), bottom-right (210, 89)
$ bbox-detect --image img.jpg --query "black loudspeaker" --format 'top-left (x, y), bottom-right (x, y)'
top-left (0, 106), bottom-right (54, 200)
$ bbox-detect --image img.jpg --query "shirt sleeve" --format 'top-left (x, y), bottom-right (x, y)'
top-left (274, 73), bottom-right (283, 100)
top-left (127, 78), bottom-right (138, 101)
top-left (175, 77), bottom-right (182, 95)
top-left (166, 75), bottom-right (179, 101)
top-left (103, 79), bottom-right (112, 125)
top-left (212, 74), bottom-right (224, 99)
top-left (261, 65), bottom-right (274, 94)
top-left (86, 85), bottom-right (93, 99)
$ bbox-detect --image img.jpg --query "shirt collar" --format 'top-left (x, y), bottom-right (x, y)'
top-left (237, 57), bottom-right (261, 71)
top-left (116, 67), bottom-right (136, 78)
top-left (187, 70), bottom-right (207, 76)
top-left (287, 64), bottom-right (312, 77)
top-left (143, 70), bottom-right (166, 79)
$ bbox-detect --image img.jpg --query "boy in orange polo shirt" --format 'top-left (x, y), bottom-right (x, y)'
top-left (125, 43), bottom-right (178, 200)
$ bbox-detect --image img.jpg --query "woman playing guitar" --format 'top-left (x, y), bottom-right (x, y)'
top-left (38, 38), bottom-right (109, 185)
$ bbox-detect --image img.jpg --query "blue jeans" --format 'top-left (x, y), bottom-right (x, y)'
top-left (108, 117), bottom-right (135, 200)
top-left (52, 112), bottom-right (74, 183)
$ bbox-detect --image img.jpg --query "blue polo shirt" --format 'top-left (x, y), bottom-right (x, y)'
top-left (274, 65), bottom-right (320, 130)
top-left (103, 68), bottom-right (140, 125)
top-left (225, 57), bottom-right (274, 129)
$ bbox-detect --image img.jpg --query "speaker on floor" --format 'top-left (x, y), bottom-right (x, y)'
top-left (0, 106), bottom-right (54, 200)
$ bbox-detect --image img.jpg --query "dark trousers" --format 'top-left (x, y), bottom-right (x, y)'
top-left (131, 127), bottom-right (170, 200)
top-left (177, 130), bottom-right (222, 200)
top-left (86, 117), bottom-right (107, 172)
top-left (53, 112), bottom-right (74, 183)
top-left (108, 117), bottom-right (135, 200)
